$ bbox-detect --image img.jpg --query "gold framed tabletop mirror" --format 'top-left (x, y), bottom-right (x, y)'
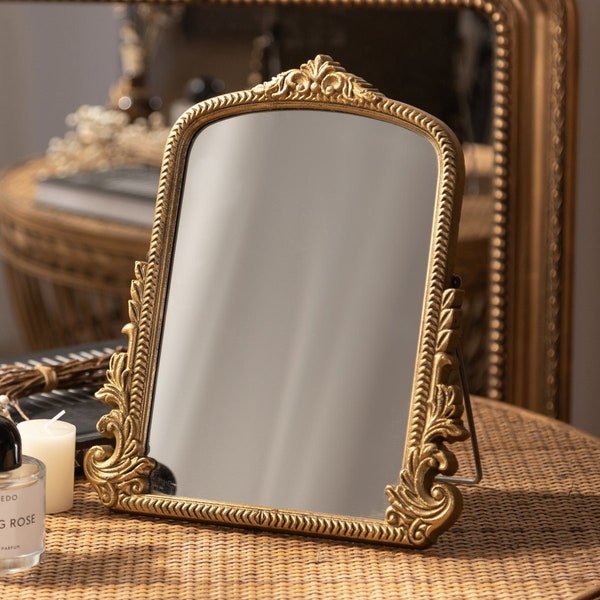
top-left (84, 55), bottom-right (470, 548)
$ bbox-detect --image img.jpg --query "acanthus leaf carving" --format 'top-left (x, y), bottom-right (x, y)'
top-left (84, 260), bottom-right (155, 508)
top-left (384, 287), bottom-right (469, 546)
top-left (253, 54), bottom-right (382, 105)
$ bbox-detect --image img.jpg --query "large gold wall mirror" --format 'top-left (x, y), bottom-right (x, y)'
top-left (0, 0), bottom-right (577, 421)
top-left (84, 55), bottom-right (470, 547)
top-left (165, 0), bottom-right (577, 421)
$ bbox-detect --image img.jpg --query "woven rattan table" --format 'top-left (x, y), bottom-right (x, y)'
top-left (1, 397), bottom-right (599, 599)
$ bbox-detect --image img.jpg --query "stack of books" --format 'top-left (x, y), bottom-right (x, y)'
top-left (36, 165), bottom-right (161, 228)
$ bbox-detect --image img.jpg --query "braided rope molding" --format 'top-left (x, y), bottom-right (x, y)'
top-left (85, 55), bottom-right (467, 547)
top-left (93, 285), bottom-right (469, 547)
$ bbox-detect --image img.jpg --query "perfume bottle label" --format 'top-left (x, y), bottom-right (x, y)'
top-left (0, 479), bottom-right (45, 558)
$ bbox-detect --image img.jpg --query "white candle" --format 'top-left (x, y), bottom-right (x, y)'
top-left (17, 418), bottom-right (76, 514)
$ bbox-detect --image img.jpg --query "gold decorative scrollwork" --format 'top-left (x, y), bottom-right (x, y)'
top-left (385, 287), bottom-right (469, 546)
top-left (253, 54), bottom-right (381, 104)
top-left (84, 261), bottom-right (156, 508)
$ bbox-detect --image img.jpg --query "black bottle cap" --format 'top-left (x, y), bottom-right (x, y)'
top-left (0, 415), bottom-right (22, 471)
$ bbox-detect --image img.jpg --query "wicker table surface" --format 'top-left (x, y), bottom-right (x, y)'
top-left (2, 397), bottom-right (599, 600)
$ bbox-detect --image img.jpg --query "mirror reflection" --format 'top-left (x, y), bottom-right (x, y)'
top-left (164, 5), bottom-right (494, 395)
top-left (149, 109), bottom-right (439, 518)
top-left (154, 6), bottom-right (492, 144)
top-left (158, 8), bottom-right (493, 400)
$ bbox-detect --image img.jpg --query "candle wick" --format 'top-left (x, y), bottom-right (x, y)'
top-left (45, 409), bottom-right (66, 431)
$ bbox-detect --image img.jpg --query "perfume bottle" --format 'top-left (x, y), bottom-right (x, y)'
top-left (0, 416), bottom-right (46, 574)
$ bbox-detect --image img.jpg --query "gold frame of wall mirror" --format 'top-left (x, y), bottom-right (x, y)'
top-left (84, 55), bottom-right (470, 548)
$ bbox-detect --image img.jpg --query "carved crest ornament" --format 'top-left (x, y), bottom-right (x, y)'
top-left (84, 56), bottom-right (470, 548)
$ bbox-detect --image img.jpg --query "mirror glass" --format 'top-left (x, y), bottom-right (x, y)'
top-left (148, 109), bottom-right (438, 518)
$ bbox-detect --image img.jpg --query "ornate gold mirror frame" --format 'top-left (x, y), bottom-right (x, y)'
top-left (84, 56), bottom-right (469, 547)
